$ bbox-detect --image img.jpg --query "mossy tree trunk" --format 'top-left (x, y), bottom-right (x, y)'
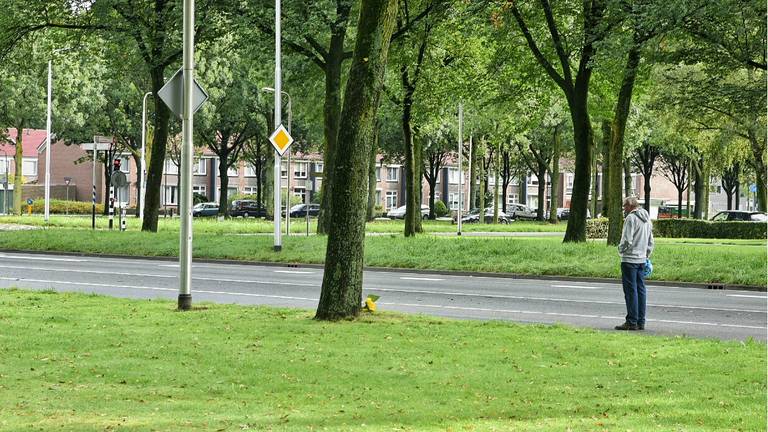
top-left (315, 0), bottom-right (397, 320)
top-left (12, 125), bottom-right (23, 215)
top-left (549, 125), bottom-right (561, 224)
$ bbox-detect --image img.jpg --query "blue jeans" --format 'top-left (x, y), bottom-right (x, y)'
top-left (620, 262), bottom-right (646, 326)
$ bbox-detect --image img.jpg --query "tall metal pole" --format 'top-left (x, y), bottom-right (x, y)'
top-left (178, 0), bottom-right (195, 310)
top-left (140, 92), bottom-right (152, 221)
top-left (92, 137), bottom-right (96, 230)
top-left (273, 0), bottom-right (283, 252)
top-left (457, 103), bottom-right (463, 236)
top-left (45, 60), bottom-right (52, 222)
top-left (467, 135), bottom-right (473, 212)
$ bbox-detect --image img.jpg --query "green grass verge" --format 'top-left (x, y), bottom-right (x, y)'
top-left (0, 289), bottom-right (764, 431)
top-left (0, 228), bottom-right (765, 286)
top-left (0, 215), bottom-right (567, 233)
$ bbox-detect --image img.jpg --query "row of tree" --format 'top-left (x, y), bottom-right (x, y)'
top-left (0, 0), bottom-right (764, 318)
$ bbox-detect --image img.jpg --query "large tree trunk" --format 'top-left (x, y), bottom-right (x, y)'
top-left (607, 45), bottom-right (642, 244)
top-left (476, 139), bottom-right (486, 223)
top-left (624, 158), bottom-right (632, 197)
top-left (315, 0), bottom-right (397, 320)
top-left (536, 163), bottom-right (546, 221)
top-left (142, 69), bottom-right (172, 232)
top-left (12, 125), bottom-right (23, 215)
top-left (747, 129), bottom-right (767, 211)
top-left (564, 91), bottom-right (593, 243)
top-left (600, 120), bottom-right (610, 217)
top-left (549, 125), bottom-right (561, 223)
top-left (403, 86), bottom-right (421, 236)
top-left (692, 156), bottom-right (704, 219)
top-left (317, 29), bottom-right (348, 235)
top-left (219, 154), bottom-right (230, 218)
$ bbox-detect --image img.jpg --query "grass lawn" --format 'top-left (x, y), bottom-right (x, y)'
top-left (0, 227), bottom-right (765, 286)
top-left (0, 289), bottom-right (764, 431)
top-left (0, 215), bottom-right (567, 234)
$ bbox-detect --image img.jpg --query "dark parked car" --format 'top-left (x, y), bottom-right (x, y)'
top-left (455, 207), bottom-right (511, 224)
top-left (289, 203), bottom-right (320, 217)
top-left (711, 210), bottom-right (767, 222)
top-left (192, 202), bottom-right (219, 217)
top-left (229, 200), bottom-right (267, 218)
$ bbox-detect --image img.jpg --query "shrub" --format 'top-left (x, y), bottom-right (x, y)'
top-left (434, 200), bottom-right (449, 217)
top-left (586, 218), bottom-right (609, 239)
top-left (654, 218), bottom-right (766, 239)
top-left (373, 205), bottom-right (386, 218)
top-left (30, 199), bottom-right (104, 215)
top-left (193, 193), bottom-right (208, 205)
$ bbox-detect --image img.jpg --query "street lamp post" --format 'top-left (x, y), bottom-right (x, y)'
top-left (140, 92), bottom-right (152, 221)
top-left (272, 0), bottom-right (283, 251)
top-left (64, 177), bottom-right (71, 215)
top-left (2, 152), bottom-right (8, 215)
top-left (457, 103), bottom-right (463, 236)
top-left (262, 87), bottom-right (292, 236)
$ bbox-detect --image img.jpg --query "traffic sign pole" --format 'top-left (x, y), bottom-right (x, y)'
top-left (273, 0), bottom-right (282, 252)
top-left (457, 103), bottom-right (463, 236)
top-left (177, 0), bottom-right (195, 310)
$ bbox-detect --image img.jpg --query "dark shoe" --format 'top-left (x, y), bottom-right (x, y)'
top-left (615, 322), bottom-right (639, 331)
top-left (638, 324), bottom-right (645, 330)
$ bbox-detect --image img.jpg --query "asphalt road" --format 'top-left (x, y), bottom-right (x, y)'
top-left (0, 252), bottom-right (765, 341)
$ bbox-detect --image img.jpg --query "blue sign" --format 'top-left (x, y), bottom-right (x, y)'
top-left (749, 184), bottom-right (757, 193)
top-left (26, 198), bottom-right (33, 205)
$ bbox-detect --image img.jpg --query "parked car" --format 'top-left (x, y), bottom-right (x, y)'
top-left (710, 210), bottom-right (767, 222)
top-left (454, 207), bottom-right (511, 224)
top-left (507, 203), bottom-right (537, 220)
top-left (229, 200), bottom-right (267, 218)
top-left (289, 203), bottom-right (321, 217)
top-left (387, 205), bottom-right (430, 220)
top-left (192, 202), bottom-right (219, 217)
top-left (555, 207), bottom-right (591, 220)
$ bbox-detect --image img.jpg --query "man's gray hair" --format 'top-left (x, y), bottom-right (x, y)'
top-left (623, 196), bottom-right (639, 208)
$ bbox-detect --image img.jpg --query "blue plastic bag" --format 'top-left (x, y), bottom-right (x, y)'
top-left (643, 258), bottom-right (653, 278)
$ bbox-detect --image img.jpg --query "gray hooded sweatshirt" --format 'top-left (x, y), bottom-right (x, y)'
top-left (618, 207), bottom-right (654, 264)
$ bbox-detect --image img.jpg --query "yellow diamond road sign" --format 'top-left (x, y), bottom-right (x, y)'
top-left (269, 124), bottom-right (293, 156)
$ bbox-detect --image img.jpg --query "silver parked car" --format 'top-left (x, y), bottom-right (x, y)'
top-left (507, 203), bottom-right (537, 220)
top-left (387, 205), bottom-right (430, 219)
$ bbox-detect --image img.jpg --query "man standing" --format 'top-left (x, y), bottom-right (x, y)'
top-left (616, 196), bottom-right (654, 331)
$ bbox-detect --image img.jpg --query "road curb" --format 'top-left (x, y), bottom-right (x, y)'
top-left (0, 248), bottom-right (764, 292)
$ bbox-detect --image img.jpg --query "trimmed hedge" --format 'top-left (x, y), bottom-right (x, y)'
top-left (654, 218), bottom-right (767, 239)
top-left (29, 199), bottom-right (105, 215)
top-left (588, 217), bottom-right (766, 239)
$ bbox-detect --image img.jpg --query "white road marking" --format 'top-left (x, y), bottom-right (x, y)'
top-left (552, 284), bottom-right (603, 290)
top-left (273, 270), bottom-right (315, 274)
top-left (0, 254), bottom-right (86, 262)
top-left (158, 264), bottom-right (179, 268)
top-left (1, 278), bottom-right (762, 330)
top-left (385, 302), bottom-right (765, 329)
top-left (400, 277), bottom-right (445, 282)
top-left (727, 294), bottom-right (767, 299)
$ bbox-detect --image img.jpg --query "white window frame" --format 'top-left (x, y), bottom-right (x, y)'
top-left (192, 185), bottom-right (207, 198)
top-left (448, 192), bottom-right (460, 210)
top-left (244, 164), bottom-right (258, 177)
top-left (293, 162), bottom-right (308, 179)
top-left (386, 166), bottom-right (399, 182)
top-left (448, 167), bottom-right (463, 185)
top-left (243, 186), bottom-right (257, 195)
top-left (165, 159), bottom-right (179, 175)
top-left (227, 162), bottom-right (239, 177)
top-left (22, 159), bottom-right (38, 176)
top-left (164, 185), bottom-right (178, 205)
top-left (193, 158), bottom-right (207, 176)
top-left (385, 191), bottom-right (398, 209)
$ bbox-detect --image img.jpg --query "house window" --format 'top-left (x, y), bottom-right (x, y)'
top-left (164, 186), bottom-right (178, 205)
top-left (294, 187), bottom-right (306, 202)
top-left (314, 162), bottom-right (323, 173)
top-left (192, 185), bottom-right (207, 200)
top-left (448, 168), bottom-right (463, 184)
top-left (376, 167), bottom-right (381, 181)
top-left (118, 156), bottom-right (131, 174)
top-left (243, 186), bottom-right (257, 195)
top-left (165, 159), bottom-right (179, 175)
top-left (448, 192), bottom-right (460, 210)
top-left (529, 175), bottom-right (539, 186)
top-left (507, 194), bottom-right (519, 206)
top-left (193, 158), bottom-right (207, 175)
top-left (566, 174), bottom-right (574, 193)
top-left (386, 166), bottom-right (399, 182)
top-left (244, 164), bottom-right (258, 177)
top-left (385, 191), bottom-right (398, 209)
top-left (294, 162), bottom-right (308, 179)
top-left (227, 162), bottom-right (239, 177)
top-left (22, 159), bottom-right (37, 176)
top-left (281, 161), bottom-right (288, 178)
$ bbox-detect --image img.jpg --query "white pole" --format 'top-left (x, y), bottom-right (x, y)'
top-left (273, 0), bottom-right (283, 251)
top-left (457, 103), bottom-right (462, 236)
top-left (178, 0), bottom-right (195, 310)
top-left (140, 92), bottom-right (152, 221)
top-left (285, 94), bottom-right (292, 236)
top-left (468, 135), bottom-right (472, 212)
top-left (92, 136), bottom-right (96, 230)
top-left (45, 59), bottom-right (52, 222)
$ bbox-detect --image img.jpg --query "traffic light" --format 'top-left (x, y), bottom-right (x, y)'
top-left (113, 158), bottom-right (121, 172)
